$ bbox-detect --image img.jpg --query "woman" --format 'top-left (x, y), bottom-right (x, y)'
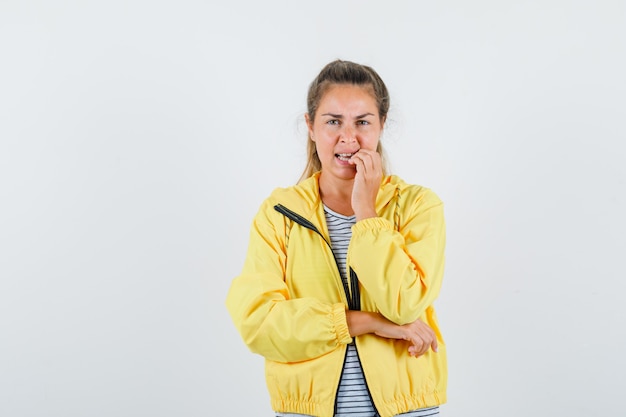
top-left (226, 60), bottom-right (447, 417)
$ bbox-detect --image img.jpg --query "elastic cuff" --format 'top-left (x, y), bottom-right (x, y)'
top-left (351, 217), bottom-right (393, 234)
top-left (331, 303), bottom-right (353, 345)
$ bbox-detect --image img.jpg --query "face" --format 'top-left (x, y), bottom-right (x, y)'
top-left (306, 84), bottom-right (383, 182)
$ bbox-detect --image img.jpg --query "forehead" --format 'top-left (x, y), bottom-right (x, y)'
top-left (318, 84), bottom-right (378, 112)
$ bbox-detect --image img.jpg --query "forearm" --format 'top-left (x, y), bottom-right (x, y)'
top-left (346, 310), bottom-right (438, 356)
top-left (346, 310), bottom-right (384, 337)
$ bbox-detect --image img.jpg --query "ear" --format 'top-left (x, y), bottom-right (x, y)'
top-left (305, 113), bottom-right (315, 141)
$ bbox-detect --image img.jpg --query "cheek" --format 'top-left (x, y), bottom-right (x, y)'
top-left (314, 123), bottom-right (336, 136)
top-left (312, 127), bottom-right (337, 145)
top-left (315, 138), bottom-right (334, 154)
top-left (362, 135), bottom-right (380, 151)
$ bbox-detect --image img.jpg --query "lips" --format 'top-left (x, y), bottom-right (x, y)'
top-left (335, 150), bottom-right (360, 162)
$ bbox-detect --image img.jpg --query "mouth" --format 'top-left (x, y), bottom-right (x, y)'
top-left (335, 150), bottom-right (359, 162)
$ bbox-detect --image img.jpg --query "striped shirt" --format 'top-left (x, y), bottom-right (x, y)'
top-left (276, 206), bottom-right (439, 417)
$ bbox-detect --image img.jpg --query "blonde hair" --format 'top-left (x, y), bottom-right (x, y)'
top-left (299, 60), bottom-right (390, 182)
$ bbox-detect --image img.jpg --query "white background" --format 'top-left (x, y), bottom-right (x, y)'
top-left (1, 1), bottom-right (625, 416)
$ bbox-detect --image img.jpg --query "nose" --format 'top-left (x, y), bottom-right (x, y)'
top-left (339, 125), bottom-right (357, 143)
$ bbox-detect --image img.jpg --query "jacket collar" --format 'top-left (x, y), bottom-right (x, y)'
top-left (273, 171), bottom-right (403, 221)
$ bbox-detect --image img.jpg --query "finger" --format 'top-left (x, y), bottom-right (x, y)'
top-left (413, 330), bottom-right (433, 356)
top-left (415, 341), bottom-right (429, 357)
top-left (349, 152), bottom-right (370, 173)
top-left (353, 148), bottom-right (379, 158)
top-left (350, 150), bottom-right (378, 174)
top-left (349, 155), bottom-right (365, 174)
top-left (419, 334), bottom-right (436, 355)
top-left (354, 149), bottom-right (381, 170)
top-left (408, 341), bottom-right (425, 358)
top-left (408, 335), bottom-right (426, 356)
top-left (425, 326), bottom-right (438, 353)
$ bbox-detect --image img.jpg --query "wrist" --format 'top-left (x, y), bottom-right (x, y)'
top-left (346, 311), bottom-right (379, 337)
top-left (354, 208), bottom-right (377, 222)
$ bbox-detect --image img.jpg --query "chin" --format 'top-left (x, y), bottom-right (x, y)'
top-left (336, 170), bottom-right (357, 180)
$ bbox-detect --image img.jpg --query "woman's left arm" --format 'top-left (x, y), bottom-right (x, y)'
top-left (347, 189), bottom-right (446, 325)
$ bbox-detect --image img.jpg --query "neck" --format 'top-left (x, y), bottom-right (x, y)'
top-left (318, 173), bottom-right (355, 216)
top-left (319, 173), bottom-right (353, 198)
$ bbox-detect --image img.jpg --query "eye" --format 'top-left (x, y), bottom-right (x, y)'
top-left (357, 120), bottom-right (370, 125)
top-left (326, 119), bottom-right (340, 125)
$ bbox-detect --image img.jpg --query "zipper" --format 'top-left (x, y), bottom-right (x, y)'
top-left (333, 347), bottom-right (350, 416)
top-left (274, 203), bottom-right (379, 416)
top-left (353, 341), bottom-right (380, 416)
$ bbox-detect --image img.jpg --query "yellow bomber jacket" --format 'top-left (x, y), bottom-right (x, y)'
top-left (226, 173), bottom-right (447, 417)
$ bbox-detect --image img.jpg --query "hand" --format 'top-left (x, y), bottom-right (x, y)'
top-left (373, 317), bottom-right (438, 357)
top-left (349, 149), bottom-right (382, 221)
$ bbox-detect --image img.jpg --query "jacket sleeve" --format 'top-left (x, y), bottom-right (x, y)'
top-left (347, 188), bottom-right (446, 325)
top-left (225, 199), bottom-right (353, 363)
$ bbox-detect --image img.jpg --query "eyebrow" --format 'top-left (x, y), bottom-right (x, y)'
top-left (321, 112), bottom-right (376, 119)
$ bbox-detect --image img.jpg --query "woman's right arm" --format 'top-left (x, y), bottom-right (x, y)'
top-left (346, 311), bottom-right (438, 357)
top-left (226, 201), bottom-right (353, 363)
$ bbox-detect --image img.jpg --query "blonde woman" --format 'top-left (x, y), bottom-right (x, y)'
top-left (226, 60), bottom-right (447, 417)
